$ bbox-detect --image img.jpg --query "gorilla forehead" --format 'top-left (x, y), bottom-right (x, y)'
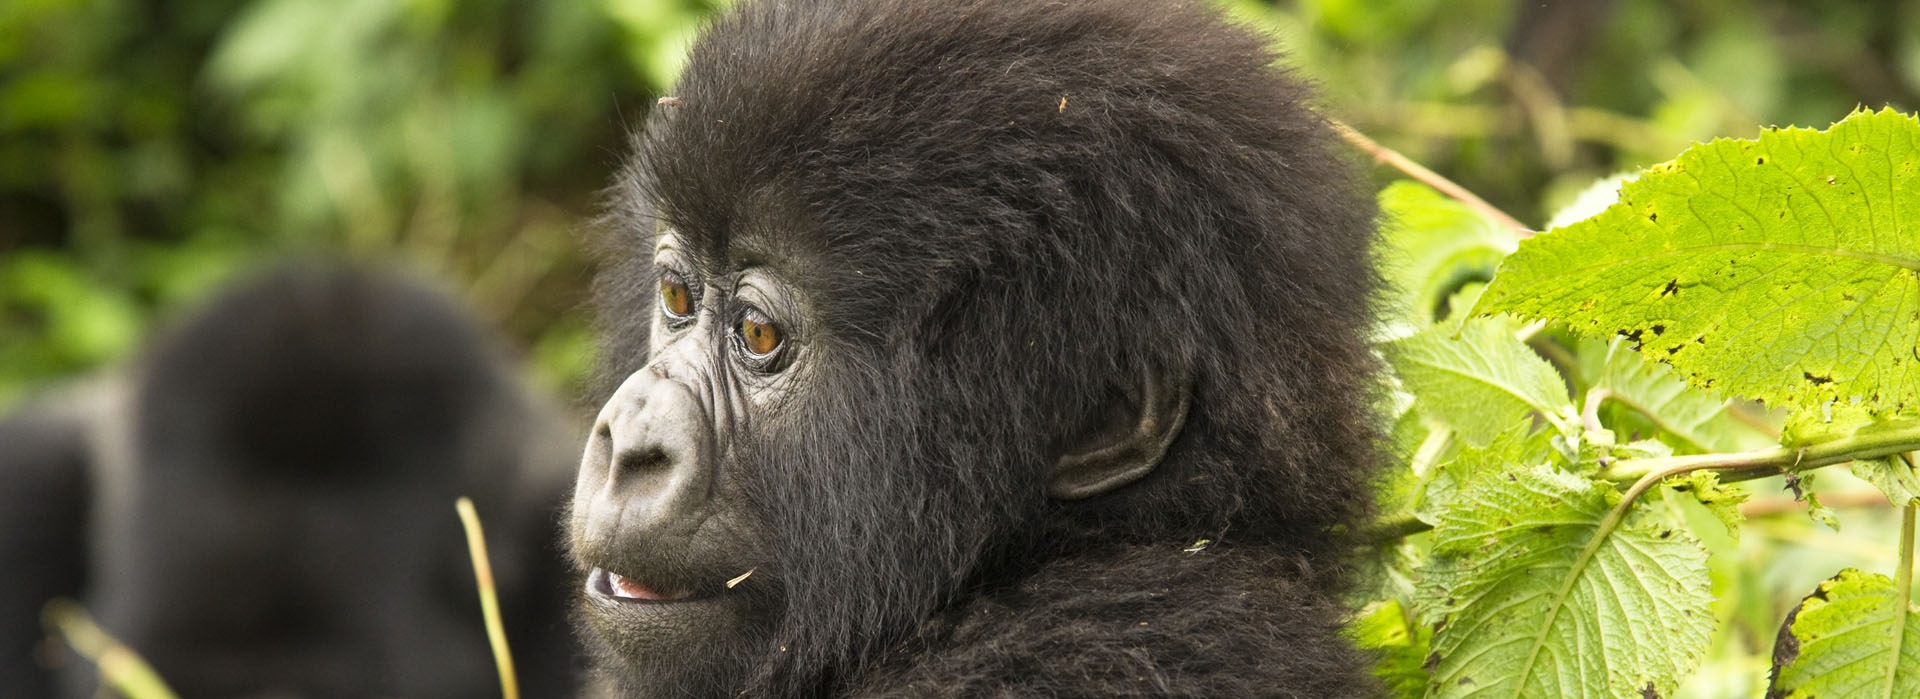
top-left (630, 0), bottom-right (1325, 300)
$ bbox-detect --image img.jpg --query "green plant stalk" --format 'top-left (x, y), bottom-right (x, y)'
top-left (1885, 496), bottom-right (1916, 699)
top-left (43, 599), bottom-right (178, 699)
top-left (1410, 424), bottom-right (1453, 479)
top-left (1368, 421), bottom-right (1920, 543)
top-left (1598, 420), bottom-right (1920, 484)
top-left (457, 497), bottom-right (521, 699)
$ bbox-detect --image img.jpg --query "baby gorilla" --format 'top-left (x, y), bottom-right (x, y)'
top-left (0, 263), bottom-right (580, 697)
top-left (576, 0), bottom-right (1382, 696)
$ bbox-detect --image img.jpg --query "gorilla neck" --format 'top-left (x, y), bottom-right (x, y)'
top-left (845, 544), bottom-right (1374, 698)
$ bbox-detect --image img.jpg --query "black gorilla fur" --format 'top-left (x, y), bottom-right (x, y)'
top-left (581, 0), bottom-right (1382, 696)
top-left (0, 264), bottom-right (579, 698)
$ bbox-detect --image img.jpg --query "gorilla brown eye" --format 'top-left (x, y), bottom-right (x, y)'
top-left (659, 275), bottom-right (694, 319)
top-left (739, 314), bottom-right (782, 357)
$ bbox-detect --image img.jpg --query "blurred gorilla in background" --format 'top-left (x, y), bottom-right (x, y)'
top-left (571, 0), bottom-right (1384, 696)
top-left (0, 262), bottom-right (580, 698)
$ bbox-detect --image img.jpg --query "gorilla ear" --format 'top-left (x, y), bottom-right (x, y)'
top-left (1048, 364), bottom-right (1192, 500)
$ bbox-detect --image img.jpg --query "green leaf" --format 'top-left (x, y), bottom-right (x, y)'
top-left (1418, 466), bottom-right (1714, 698)
top-left (1855, 453), bottom-right (1920, 508)
top-left (1478, 108), bottom-right (1920, 419)
top-left (1581, 337), bottom-right (1771, 454)
top-left (1349, 599), bottom-right (1432, 699)
top-left (1666, 470), bottom-right (1748, 536)
top-left (1544, 174), bottom-right (1633, 231)
top-left (1376, 181), bottom-right (1517, 339)
top-left (1769, 568), bottom-right (1920, 699)
top-left (1384, 316), bottom-right (1574, 447)
top-left (1414, 421), bottom-right (1557, 526)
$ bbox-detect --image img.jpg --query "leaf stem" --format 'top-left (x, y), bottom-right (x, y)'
top-left (1581, 387), bottom-right (1615, 433)
top-left (43, 599), bottom-right (178, 699)
top-left (1361, 512), bottom-right (1431, 545)
top-left (1410, 425), bottom-right (1454, 479)
top-left (1329, 119), bottom-right (1534, 237)
top-left (1886, 496), bottom-right (1915, 699)
top-left (1598, 420), bottom-right (1920, 484)
top-left (457, 497), bottom-right (521, 699)
top-left (1367, 421), bottom-right (1920, 543)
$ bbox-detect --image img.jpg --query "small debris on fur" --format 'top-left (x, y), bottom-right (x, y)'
top-left (726, 569), bottom-right (756, 589)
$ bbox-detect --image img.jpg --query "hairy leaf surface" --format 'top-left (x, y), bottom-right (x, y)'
top-left (1770, 568), bottom-right (1920, 699)
top-left (1479, 108), bottom-right (1920, 418)
top-left (1384, 316), bottom-right (1572, 447)
top-left (1418, 466), bottom-right (1714, 698)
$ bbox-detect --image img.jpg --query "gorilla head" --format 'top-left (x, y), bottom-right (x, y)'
top-left (574, 0), bottom-right (1381, 695)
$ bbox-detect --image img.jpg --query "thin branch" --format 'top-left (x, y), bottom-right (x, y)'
top-left (1344, 102), bottom-right (1690, 157)
top-left (1329, 119), bottom-right (1535, 237)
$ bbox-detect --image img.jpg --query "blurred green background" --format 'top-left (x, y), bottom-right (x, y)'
top-left (2, 0), bottom-right (1913, 406)
top-left (2, 0), bottom-right (1915, 694)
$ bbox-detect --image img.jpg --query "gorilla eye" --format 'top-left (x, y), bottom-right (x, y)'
top-left (659, 274), bottom-right (695, 319)
top-left (738, 312), bottom-right (783, 358)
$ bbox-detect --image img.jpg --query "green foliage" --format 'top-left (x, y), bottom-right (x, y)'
top-left (0, 252), bottom-right (140, 406)
top-left (1770, 568), bottom-right (1920, 698)
top-left (1376, 181), bottom-right (1516, 338)
top-left (1350, 599), bottom-right (1434, 698)
top-left (1368, 109), bottom-right (1920, 697)
top-left (1383, 314), bottom-right (1574, 448)
top-left (1579, 337), bottom-right (1767, 455)
top-left (1856, 453), bottom-right (1920, 509)
top-left (1479, 108), bottom-right (1920, 420)
top-left (1420, 466), bottom-right (1714, 698)
top-left (0, 0), bottom-right (727, 405)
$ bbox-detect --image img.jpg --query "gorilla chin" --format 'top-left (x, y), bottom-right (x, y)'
top-left (576, 574), bottom-right (766, 697)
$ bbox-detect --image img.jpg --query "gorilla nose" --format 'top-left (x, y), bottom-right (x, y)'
top-left (574, 371), bottom-right (715, 548)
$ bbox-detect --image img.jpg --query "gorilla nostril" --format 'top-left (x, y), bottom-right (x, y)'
top-left (614, 446), bottom-right (671, 475)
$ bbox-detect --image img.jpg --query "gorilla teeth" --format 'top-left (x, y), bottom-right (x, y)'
top-left (596, 567), bottom-right (679, 602)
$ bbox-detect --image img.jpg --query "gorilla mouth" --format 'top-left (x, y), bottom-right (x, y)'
top-left (588, 567), bottom-right (692, 603)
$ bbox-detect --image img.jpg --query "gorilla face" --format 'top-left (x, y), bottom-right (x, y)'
top-left (570, 232), bottom-right (795, 693)
top-left (570, 0), bottom-right (1382, 696)
top-left (570, 216), bottom-right (1196, 695)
